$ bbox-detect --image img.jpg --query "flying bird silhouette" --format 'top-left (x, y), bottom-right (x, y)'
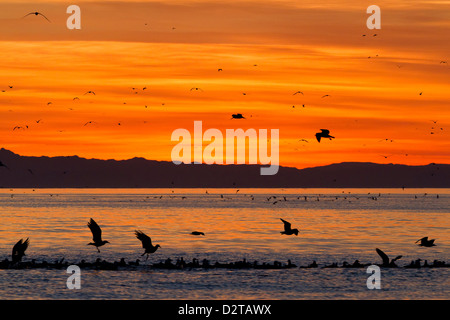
top-left (84, 91), bottom-right (96, 95)
top-left (191, 231), bottom-right (205, 236)
top-left (375, 248), bottom-right (402, 267)
top-left (315, 129), bottom-right (335, 142)
top-left (280, 218), bottom-right (299, 236)
top-left (135, 230), bottom-right (161, 260)
top-left (231, 113), bottom-right (246, 119)
top-left (190, 87), bottom-right (203, 91)
top-left (415, 237), bottom-right (436, 247)
top-left (12, 238), bottom-right (29, 263)
top-left (22, 12), bottom-right (51, 22)
top-left (293, 91), bottom-right (304, 95)
top-left (87, 218), bottom-right (109, 252)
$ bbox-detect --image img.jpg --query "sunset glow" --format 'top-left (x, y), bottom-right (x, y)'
top-left (1, 0), bottom-right (449, 169)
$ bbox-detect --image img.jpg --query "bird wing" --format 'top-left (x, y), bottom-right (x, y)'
top-left (12, 238), bottom-right (29, 255)
top-left (315, 133), bottom-right (321, 142)
top-left (38, 13), bottom-right (51, 22)
top-left (135, 230), bottom-right (152, 248)
top-left (376, 248), bottom-right (389, 266)
top-left (21, 238), bottom-right (30, 252)
top-left (320, 129), bottom-right (330, 135)
top-left (22, 13), bottom-right (35, 19)
top-left (280, 218), bottom-right (292, 231)
top-left (12, 239), bottom-right (22, 255)
top-left (87, 218), bottom-right (103, 242)
top-left (415, 237), bottom-right (426, 243)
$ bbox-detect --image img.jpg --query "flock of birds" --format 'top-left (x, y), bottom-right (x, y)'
top-left (2, 216), bottom-right (445, 271)
top-left (5, 10), bottom-right (448, 156)
top-left (1, 10), bottom-right (447, 272)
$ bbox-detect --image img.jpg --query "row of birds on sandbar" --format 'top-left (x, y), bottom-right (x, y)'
top-left (6, 218), bottom-right (439, 270)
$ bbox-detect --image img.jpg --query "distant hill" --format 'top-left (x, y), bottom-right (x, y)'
top-left (0, 148), bottom-right (449, 188)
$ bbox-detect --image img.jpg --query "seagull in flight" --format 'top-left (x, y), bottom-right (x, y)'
top-left (415, 237), bottom-right (436, 247)
top-left (135, 230), bottom-right (161, 260)
top-left (293, 91), bottom-right (304, 95)
top-left (280, 218), bottom-right (299, 236)
top-left (315, 129), bottom-right (335, 142)
top-left (191, 231), bottom-right (205, 236)
top-left (190, 87), bottom-right (203, 92)
top-left (87, 218), bottom-right (109, 252)
top-left (22, 12), bottom-right (51, 22)
top-left (84, 91), bottom-right (96, 95)
top-left (231, 113), bottom-right (246, 119)
top-left (12, 238), bottom-right (30, 263)
top-left (84, 121), bottom-right (96, 126)
top-left (321, 94), bottom-right (330, 98)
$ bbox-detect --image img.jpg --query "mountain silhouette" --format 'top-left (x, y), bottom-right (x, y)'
top-left (0, 148), bottom-right (449, 188)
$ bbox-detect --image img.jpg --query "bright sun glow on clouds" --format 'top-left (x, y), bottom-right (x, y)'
top-left (0, 1), bottom-right (449, 168)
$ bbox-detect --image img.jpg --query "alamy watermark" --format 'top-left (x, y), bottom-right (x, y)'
top-left (366, 265), bottom-right (381, 289)
top-left (367, 5), bottom-right (381, 29)
top-left (66, 265), bottom-right (81, 289)
top-left (171, 121), bottom-right (279, 175)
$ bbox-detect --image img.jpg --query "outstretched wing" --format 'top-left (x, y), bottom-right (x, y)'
top-left (22, 12), bottom-right (35, 19)
top-left (320, 129), bottom-right (330, 135)
top-left (280, 218), bottom-right (292, 232)
top-left (315, 133), bottom-right (321, 142)
top-left (87, 218), bottom-right (102, 242)
top-left (38, 13), bottom-right (51, 22)
top-left (12, 238), bottom-right (29, 255)
top-left (376, 248), bottom-right (389, 266)
top-left (135, 230), bottom-right (152, 248)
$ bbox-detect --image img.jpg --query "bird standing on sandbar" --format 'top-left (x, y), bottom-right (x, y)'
top-left (135, 230), bottom-right (161, 260)
top-left (315, 129), bottom-right (335, 142)
top-left (415, 237), bottom-right (436, 247)
top-left (12, 238), bottom-right (29, 263)
top-left (87, 218), bottom-right (110, 252)
top-left (280, 218), bottom-right (299, 236)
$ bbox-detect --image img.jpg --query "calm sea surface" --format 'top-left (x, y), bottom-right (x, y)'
top-left (0, 188), bottom-right (448, 300)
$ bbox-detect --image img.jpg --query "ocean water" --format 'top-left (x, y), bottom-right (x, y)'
top-left (0, 188), bottom-right (448, 300)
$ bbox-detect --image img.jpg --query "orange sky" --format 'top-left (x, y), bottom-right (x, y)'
top-left (0, 0), bottom-right (449, 169)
